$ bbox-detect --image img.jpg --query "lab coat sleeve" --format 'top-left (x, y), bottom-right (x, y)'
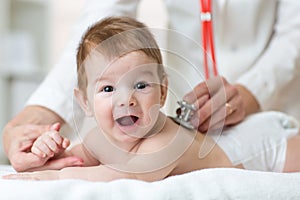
top-left (235, 0), bottom-right (300, 110)
top-left (26, 0), bottom-right (140, 127)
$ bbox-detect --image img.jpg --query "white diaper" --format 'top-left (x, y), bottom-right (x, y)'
top-left (210, 111), bottom-right (299, 172)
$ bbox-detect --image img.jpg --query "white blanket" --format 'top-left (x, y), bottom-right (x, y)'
top-left (1, 165), bottom-right (300, 200)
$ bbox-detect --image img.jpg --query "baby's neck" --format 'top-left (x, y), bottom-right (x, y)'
top-left (126, 111), bottom-right (168, 152)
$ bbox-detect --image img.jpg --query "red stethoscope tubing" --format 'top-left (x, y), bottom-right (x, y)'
top-left (200, 0), bottom-right (218, 79)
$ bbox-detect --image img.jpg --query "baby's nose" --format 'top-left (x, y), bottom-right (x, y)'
top-left (115, 90), bottom-right (137, 107)
top-left (119, 98), bottom-right (137, 107)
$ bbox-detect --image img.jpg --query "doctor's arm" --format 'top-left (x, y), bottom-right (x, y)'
top-left (235, 1), bottom-right (300, 111)
top-left (1, 106), bottom-right (82, 172)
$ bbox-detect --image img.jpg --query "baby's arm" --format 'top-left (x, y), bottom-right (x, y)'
top-left (31, 123), bottom-right (99, 167)
top-left (3, 161), bottom-right (176, 182)
top-left (5, 133), bottom-right (179, 181)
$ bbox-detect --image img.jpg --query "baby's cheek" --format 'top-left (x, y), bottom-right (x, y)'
top-left (94, 101), bottom-right (113, 126)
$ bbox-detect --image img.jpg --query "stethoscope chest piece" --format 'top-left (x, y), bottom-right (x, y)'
top-left (172, 100), bottom-right (196, 130)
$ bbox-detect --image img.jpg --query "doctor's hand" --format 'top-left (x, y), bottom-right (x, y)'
top-left (2, 106), bottom-right (83, 172)
top-left (183, 76), bottom-right (260, 132)
top-left (29, 123), bottom-right (84, 172)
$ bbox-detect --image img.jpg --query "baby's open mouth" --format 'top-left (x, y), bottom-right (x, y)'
top-left (116, 115), bottom-right (139, 126)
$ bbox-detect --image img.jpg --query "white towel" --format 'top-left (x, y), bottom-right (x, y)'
top-left (1, 165), bottom-right (300, 200)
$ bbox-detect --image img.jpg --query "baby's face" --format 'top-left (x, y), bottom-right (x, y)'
top-left (83, 51), bottom-right (166, 144)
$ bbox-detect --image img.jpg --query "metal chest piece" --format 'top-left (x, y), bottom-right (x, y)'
top-left (172, 100), bottom-right (196, 130)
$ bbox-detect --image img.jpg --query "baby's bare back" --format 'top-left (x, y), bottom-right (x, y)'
top-left (137, 117), bottom-right (234, 178)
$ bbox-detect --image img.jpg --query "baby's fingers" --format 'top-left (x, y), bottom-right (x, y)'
top-left (62, 138), bottom-right (70, 149)
top-left (31, 144), bottom-right (48, 158)
top-left (31, 134), bottom-right (59, 157)
top-left (48, 131), bottom-right (63, 147)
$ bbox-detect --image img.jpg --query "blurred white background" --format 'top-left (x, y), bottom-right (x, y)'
top-left (0, 0), bottom-right (167, 164)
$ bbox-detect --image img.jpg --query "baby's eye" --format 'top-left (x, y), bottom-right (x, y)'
top-left (134, 82), bottom-right (149, 90)
top-left (101, 85), bottom-right (114, 92)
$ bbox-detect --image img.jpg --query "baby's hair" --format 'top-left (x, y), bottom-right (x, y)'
top-left (76, 16), bottom-right (165, 95)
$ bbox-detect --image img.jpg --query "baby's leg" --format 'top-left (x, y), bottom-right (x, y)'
top-left (283, 133), bottom-right (300, 172)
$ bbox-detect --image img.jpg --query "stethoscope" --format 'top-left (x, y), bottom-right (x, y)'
top-left (172, 0), bottom-right (218, 129)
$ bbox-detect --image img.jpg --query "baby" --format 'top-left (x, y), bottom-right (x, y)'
top-left (4, 16), bottom-right (300, 181)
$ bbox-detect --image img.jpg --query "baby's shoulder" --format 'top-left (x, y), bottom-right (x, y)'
top-left (137, 129), bottom-right (172, 154)
top-left (137, 117), bottom-right (196, 154)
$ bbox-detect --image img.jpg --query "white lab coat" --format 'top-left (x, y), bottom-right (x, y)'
top-left (27, 0), bottom-right (300, 132)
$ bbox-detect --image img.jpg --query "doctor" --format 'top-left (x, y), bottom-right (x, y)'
top-left (3, 0), bottom-right (300, 172)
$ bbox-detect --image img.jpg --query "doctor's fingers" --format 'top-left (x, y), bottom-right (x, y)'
top-left (9, 152), bottom-right (48, 172)
top-left (193, 84), bottom-right (237, 126)
top-left (203, 110), bottom-right (246, 132)
top-left (186, 76), bottom-right (229, 100)
top-left (27, 156), bottom-right (84, 171)
top-left (195, 98), bottom-right (245, 132)
top-left (192, 104), bottom-right (227, 133)
top-left (11, 124), bottom-right (54, 149)
top-left (15, 151), bottom-right (76, 172)
top-left (184, 76), bottom-right (237, 121)
top-left (223, 95), bottom-right (246, 126)
top-left (190, 87), bottom-right (242, 132)
top-left (183, 81), bottom-right (209, 104)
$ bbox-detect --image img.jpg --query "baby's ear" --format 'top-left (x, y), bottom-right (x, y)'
top-left (160, 76), bottom-right (168, 106)
top-left (74, 88), bottom-right (93, 117)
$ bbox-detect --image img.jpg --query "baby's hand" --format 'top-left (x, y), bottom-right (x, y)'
top-left (31, 123), bottom-right (70, 158)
